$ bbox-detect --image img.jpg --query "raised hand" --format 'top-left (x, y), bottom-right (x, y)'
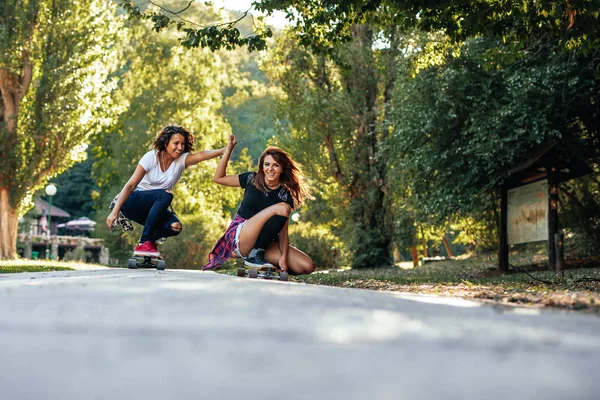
top-left (227, 134), bottom-right (237, 153)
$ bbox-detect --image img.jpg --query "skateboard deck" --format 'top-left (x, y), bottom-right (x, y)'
top-left (128, 254), bottom-right (165, 270)
top-left (237, 265), bottom-right (288, 281)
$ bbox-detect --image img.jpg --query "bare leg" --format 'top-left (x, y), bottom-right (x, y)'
top-left (238, 202), bottom-right (291, 256)
top-left (264, 242), bottom-right (316, 275)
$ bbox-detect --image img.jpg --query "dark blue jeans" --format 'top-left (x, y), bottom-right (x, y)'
top-left (121, 189), bottom-right (181, 243)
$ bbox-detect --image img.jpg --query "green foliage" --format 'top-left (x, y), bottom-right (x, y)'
top-left (391, 37), bottom-right (600, 221)
top-left (560, 172), bottom-right (600, 255)
top-left (0, 265), bottom-right (73, 273)
top-left (262, 27), bottom-right (404, 268)
top-left (120, 1), bottom-right (600, 58)
top-left (159, 211), bottom-right (231, 269)
top-left (1, 0), bottom-right (121, 211)
top-left (62, 247), bottom-right (92, 262)
top-left (220, 41), bottom-right (282, 161)
top-left (223, 81), bottom-right (280, 160)
top-left (117, 0), bottom-right (272, 52)
top-left (48, 156), bottom-right (98, 219)
top-left (289, 221), bottom-right (345, 269)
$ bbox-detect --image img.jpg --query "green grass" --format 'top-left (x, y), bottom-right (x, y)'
top-left (0, 259), bottom-right (79, 273)
top-left (294, 253), bottom-right (600, 290)
top-left (281, 253), bottom-right (600, 312)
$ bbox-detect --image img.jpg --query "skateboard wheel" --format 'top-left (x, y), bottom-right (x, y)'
top-left (249, 269), bottom-right (258, 279)
top-left (279, 272), bottom-right (288, 281)
top-left (156, 260), bottom-right (166, 270)
top-left (237, 268), bottom-right (245, 277)
top-left (128, 259), bottom-right (138, 269)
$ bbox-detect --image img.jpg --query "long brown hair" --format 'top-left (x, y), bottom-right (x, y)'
top-left (253, 146), bottom-right (313, 206)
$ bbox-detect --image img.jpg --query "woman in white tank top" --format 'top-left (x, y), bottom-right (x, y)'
top-left (106, 125), bottom-right (226, 257)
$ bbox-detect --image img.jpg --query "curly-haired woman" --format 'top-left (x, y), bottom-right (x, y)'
top-left (203, 134), bottom-right (315, 275)
top-left (106, 125), bottom-right (226, 257)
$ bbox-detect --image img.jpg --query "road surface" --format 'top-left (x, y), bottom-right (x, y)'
top-left (0, 268), bottom-right (598, 400)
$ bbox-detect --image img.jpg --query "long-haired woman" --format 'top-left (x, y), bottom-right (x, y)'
top-left (203, 134), bottom-right (315, 275)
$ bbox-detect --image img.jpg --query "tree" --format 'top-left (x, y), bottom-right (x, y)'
top-left (218, 9), bottom-right (282, 161)
top-left (0, 0), bottom-right (120, 259)
top-left (50, 156), bottom-right (98, 219)
top-left (391, 36), bottom-right (600, 235)
top-left (262, 25), bottom-right (401, 268)
top-left (560, 174), bottom-right (600, 254)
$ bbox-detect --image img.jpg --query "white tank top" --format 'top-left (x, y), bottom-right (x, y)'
top-left (136, 150), bottom-right (189, 191)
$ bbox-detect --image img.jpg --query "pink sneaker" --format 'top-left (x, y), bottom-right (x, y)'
top-left (134, 241), bottom-right (161, 257)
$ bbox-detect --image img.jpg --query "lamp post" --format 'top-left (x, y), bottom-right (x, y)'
top-left (44, 184), bottom-right (57, 259)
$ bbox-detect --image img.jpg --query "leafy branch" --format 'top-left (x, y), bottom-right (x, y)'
top-left (117, 0), bottom-right (272, 51)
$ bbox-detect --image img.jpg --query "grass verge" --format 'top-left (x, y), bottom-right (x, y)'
top-left (0, 259), bottom-right (82, 273)
top-left (218, 253), bottom-right (600, 314)
top-left (292, 254), bottom-right (600, 313)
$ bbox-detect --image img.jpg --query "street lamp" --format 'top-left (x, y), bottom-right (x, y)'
top-left (44, 184), bottom-right (57, 259)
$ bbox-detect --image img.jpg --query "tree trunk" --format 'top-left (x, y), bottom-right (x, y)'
top-left (346, 24), bottom-right (393, 268)
top-left (0, 53), bottom-right (32, 137)
top-left (0, 187), bottom-right (18, 259)
top-left (0, 50), bottom-right (33, 260)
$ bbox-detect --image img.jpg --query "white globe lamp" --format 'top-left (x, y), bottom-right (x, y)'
top-left (44, 184), bottom-right (57, 259)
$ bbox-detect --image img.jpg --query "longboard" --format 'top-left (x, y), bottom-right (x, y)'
top-left (237, 265), bottom-right (288, 281)
top-left (128, 254), bottom-right (165, 270)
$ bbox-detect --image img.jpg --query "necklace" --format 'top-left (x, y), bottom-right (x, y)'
top-left (266, 182), bottom-right (281, 190)
top-left (159, 153), bottom-right (173, 172)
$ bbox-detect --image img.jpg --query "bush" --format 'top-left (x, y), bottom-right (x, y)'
top-left (289, 221), bottom-right (347, 269)
top-left (63, 247), bottom-right (92, 262)
top-left (159, 212), bottom-right (230, 269)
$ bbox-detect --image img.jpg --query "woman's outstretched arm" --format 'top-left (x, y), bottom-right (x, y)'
top-left (213, 134), bottom-right (240, 187)
top-left (185, 147), bottom-right (226, 167)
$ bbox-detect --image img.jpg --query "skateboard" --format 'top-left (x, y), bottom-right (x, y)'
top-left (128, 254), bottom-right (165, 270)
top-left (237, 265), bottom-right (288, 281)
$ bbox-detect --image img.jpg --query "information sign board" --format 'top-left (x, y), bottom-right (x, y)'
top-left (507, 179), bottom-right (548, 245)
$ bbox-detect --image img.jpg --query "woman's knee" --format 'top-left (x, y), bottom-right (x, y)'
top-left (160, 190), bottom-right (174, 203)
top-left (292, 258), bottom-right (315, 275)
top-left (275, 202), bottom-right (291, 217)
top-left (302, 259), bottom-right (316, 274)
top-left (170, 221), bottom-right (182, 236)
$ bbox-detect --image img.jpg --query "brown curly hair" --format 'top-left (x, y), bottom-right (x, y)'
top-left (153, 125), bottom-right (195, 154)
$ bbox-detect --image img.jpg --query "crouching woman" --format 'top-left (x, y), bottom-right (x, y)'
top-left (203, 134), bottom-right (315, 275)
top-left (106, 125), bottom-right (225, 257)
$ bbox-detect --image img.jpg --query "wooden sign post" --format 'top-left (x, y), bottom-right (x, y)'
top-left (497, 143), bottom-right (591, 273)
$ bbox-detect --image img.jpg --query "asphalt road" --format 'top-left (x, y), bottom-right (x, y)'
top-left (0, 268), bottom-right (599, 400)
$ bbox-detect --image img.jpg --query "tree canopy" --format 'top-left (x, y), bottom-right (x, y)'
top-left (392, 37), bottom-right (600, 218)
top-left (1, 0), bottom-right (121, 258)
top-left (120, 0), bottom-right (600, 54)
